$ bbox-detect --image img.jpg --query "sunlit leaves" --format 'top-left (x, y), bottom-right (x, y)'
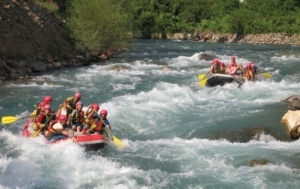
top-left (67, 0), bottom-right (131, 53)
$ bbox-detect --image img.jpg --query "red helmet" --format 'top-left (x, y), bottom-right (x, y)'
top-left (220, 62), bottom-right (225, 67)
top-left (212, 59), bottom-right (220, 65)
top-left (74, 92), bottom-right (81, 100)
top-left (92, 103), bottom-right (100, 111)
top-left (58, 115), bottom-right (68, 122)
top-left (44, 104), bottom-right (51, 110)
top-left (231, 56), bottom-right (236, 60)
top-left (43, 96), bottom-right (52, 104)
top-left (245, 62), bottom-right (251, 68)
top-left (249, 62), bottom-right (255, 67)
top-left (100, 109), bottom-right (108, 116)
top-left (244, 62), bottom-right (254, 69)
top-left (39, 101), bottom-right (46, 108)
top-left (76, 101), bottom-right (83, 108)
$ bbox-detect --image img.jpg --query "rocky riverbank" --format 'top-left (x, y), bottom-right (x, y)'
top-left (1, 0), bottom-right (300, 84)
top-left (157, 31), bottom-right (300, 45)
top-left (0, 0), bottom-right (111, 84)
top-left (194, 31), bottom-right (300, 45)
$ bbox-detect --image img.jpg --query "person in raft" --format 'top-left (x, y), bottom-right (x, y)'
top-left (84, 103), bottom-right (100, 120)
top-left (98, 109), bottom-right (112, 135)
top-left (244, 62), bottom-right (258, 81)
top-left (45, 115), bottom-right (73, 141)
top-left (225, 56), bottom-right (241, 75)
top-left (30, 101), bottom-right (46, 130)
top-left (43, 95), bottom-right (53, 105)
top-left (85, 109), bottom-right (112, 136)
top-left (65, 92), bottom-right (82, 115)
top-left (209, 59), bottom-right (226, 74)
top-left (82, 103), bottom-right (100, 134)
top-left (35, 104), bottom-right (55, 133)
top-left (219, 62), bottom-right (226, 73)
top-left (69, 101), bottom-right (85, 132)
top-left (55, 100), bottom-right (71, 128)
top-left (31, 95), bottom-right (52, 123)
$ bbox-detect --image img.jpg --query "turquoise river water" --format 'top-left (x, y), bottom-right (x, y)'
top-left (1, 39), bottom-right (300, 189)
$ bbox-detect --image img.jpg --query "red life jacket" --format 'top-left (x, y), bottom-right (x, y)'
top-left (95, 120), bottom-right (104, 132)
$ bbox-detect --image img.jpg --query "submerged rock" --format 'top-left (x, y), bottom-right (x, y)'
top-left (246, 127), bottom-right (275, 141)
top-left (198, 53), bottom-right (216, 61)
top-left (249, 159), bottom-right (270, 167)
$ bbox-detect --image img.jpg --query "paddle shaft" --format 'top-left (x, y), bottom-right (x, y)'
top-left (32, 114), bottom-right (55, 137)
top-left (101, 119), bottom-right (124, 148)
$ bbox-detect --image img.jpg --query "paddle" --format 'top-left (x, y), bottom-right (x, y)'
top-left (199, 78), bottom-right (208, 87)
top-left (112, 135), bottom-right (124, 148)
top-left (31, 114), bottom-right (55, 137)
top-left (197, 74), bottom-right (208, 87)
top-left (102, 121), bottom-right (124, 148)
top-left (31, 129), bottom-right (41, 137)
top-left (260, 72), bottom-right (272, 79)
top-left (1, 115), bottom-right (30, 124)
top-left (198, 74), bottom-right (207, 80)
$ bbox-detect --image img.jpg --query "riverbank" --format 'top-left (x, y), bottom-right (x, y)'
top-left (153, 32), bottom-right (300, 45)
top-left (0, 0), bottom-right (112, 84)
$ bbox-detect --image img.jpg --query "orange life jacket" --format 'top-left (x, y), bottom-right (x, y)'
top-left (245, 70), bottom-right (253, 80)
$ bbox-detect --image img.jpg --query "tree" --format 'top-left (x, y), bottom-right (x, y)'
top-left (67, 0), bottom-right (132, 54)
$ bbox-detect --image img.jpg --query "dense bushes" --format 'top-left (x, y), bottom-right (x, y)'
top-left (66, 0), bottom-right (131, 54)
top-left (128, 0), bottom-right (300, 36)
top-left (42, 0), bottom-right (300, 52)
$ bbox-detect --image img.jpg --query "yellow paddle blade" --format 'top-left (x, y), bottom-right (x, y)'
top-left (113, 135), bottom-right (124, 148)
top-left (199, 78), bottom-right (208, 87)
top-left (31, 129), bottom-right (41, 137)
top-left (198, 74), bottom-right (207, 80)
top-left (1, 116), bottom-right (18, 124)
top-left (261, 72), bottom-right (272, 78)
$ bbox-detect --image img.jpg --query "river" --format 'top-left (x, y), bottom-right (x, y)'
top-left (1, 39), bottom-right (300, 189)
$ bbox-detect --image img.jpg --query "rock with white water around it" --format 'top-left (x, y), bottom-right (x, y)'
top-left (281, 110), bottom-right (300, 139)
top-left (249, 159), bottom-right (270, 167)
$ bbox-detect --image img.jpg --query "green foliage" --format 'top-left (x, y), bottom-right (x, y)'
top-left (67, 0), bottom-right (132, 54)
top-left (251, 0), bottom-right (300, 34)
top-left (34, 0), bottom-right (59, 13)
top-left (38, 0), bottom-right (300, 47)
top-left (34, 0), bottom-right (70, 19)
top-left (128, 0), bottom-right (300, 37)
